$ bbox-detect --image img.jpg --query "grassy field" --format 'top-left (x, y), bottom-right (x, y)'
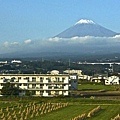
top-left (78, 83), bottom-right (120, 91)
top-left (0, 84), bottom-right (120, 119)
top-left (34, 105), bottom-right (120, 120)
top-left (0, 97), bottom-right (120, 120)
top-left (34, 105), bottom-right (97, 120)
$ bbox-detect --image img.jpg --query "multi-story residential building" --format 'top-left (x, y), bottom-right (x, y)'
top-left (0, 73), bottom-right (78, 97)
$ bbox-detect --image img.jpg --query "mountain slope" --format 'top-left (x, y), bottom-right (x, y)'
top-left (55, 19), bottom-right (117, 38)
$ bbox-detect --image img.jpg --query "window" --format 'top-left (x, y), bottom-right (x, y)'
top-left (40, 77), bottom-right (43, 80)
top-left (40, 84), bottom-right (44, 86)
top-left (46, 91), bottom-right (51, 95)
top-left (56, 77), bottom-right (60, 82)
top-left (32, 77), bottom-right (36, 82)
top-left (18, 77), bottom-right (21, 80)
top-left (11, 77), bottom-right (15, 80)
top-left (40, 91), bottom-right (43, 95)
top-left (40, 77), bottom-right (43, 82)
top-left (48, 86), bottom-right (52, 89)
top-left (32, 84), bottom-right (36, 88)
top-left (62, 77), bottom-right (65, 82)
top-left (24, 77), bottom-right (29, 80)
top-left (40, 84), bottom-right (43, 88)
top-left (23, 83), bottom-right (27, 86)
top-left (55, 91), bottom-right (59, 95)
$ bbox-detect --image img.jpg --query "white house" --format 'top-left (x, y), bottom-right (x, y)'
top-left (91, 76), bottom-right (106, 83)
top-left (64, 69), bottom-right (82, 75)
top-left (105, 76), bottom-right (120, 85)
top-left (0, 61), bottom-right (7, 64)
top-left (50, 70), bottom-right (59, 75)
top-left (11, 60), bottom-right (22, 63)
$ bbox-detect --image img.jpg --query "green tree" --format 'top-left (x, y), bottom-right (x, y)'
top-left (25, 90), bottom-right (32, 96)
top-left (1, 82), bottom-right (20, 96)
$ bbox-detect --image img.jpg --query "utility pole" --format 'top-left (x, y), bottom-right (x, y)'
top-left (42, 57), bottom-right (44, 62)
top-left (110, 64), bottom-right (114, 73)
top-left (69, 59), bottom-right (70, 67)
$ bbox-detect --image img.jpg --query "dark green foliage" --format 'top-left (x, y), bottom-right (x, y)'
top-left (25, 90), bottom-right (31, 96)
top-left (1, 82), bottom-right (20, 96)
top-left (25, 90), bottom-right (35, 96)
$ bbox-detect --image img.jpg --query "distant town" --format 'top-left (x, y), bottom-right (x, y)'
top-left (0, 57), bottom-right (120, 97)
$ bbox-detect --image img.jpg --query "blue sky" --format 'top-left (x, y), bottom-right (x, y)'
top-left (0, 0), bottom-right (120, 54)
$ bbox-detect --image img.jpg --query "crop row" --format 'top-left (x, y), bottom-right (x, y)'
top-left (71, 106), bottom-right (101, 120)
top-left (0, 102), bottom-right (68, 120)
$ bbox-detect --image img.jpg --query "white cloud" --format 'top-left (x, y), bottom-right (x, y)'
top-left (48, 35), bottom-right (120, 45)
top-left (48, 37), bottom-right (62, 42)
top-left (3, 41), bottom-right (19, 48)
top-left (24, 39), bottom-right (32, 44)
top-left (113, 34), bottom-right (120, 39)
top-left (11, 42), bottom-right (19, 45)
top-left (11, 42), bottom-right (19, 46)
top-left (1, 35), bottom-right (120, 54)
top-left (3, 41), bottom-right (9, 47)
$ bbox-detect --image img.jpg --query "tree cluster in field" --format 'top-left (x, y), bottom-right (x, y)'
top-left (111, 114), bottom-right (120, 120)
top-left (0, 102), bottom-right (68, 120)
top-left (71, 106), bottom-right (101, 120)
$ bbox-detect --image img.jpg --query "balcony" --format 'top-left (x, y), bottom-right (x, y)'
top-left (27, 87), bottom-right (43, 90)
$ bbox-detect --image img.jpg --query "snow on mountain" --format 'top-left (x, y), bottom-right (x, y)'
top-left (55, 19), bottom-right (117, 38)
top-left (75, 19), bottom-right (95, 25)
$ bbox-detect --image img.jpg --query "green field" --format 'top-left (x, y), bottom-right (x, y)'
top-left (0, 97), bottom-right (120, 120)
top-left (35, 105), bottom-right (120, 120)
top-left (78, 84), bottom-right (120, 91)
top-left (0, 84), bottom-right (120, 119)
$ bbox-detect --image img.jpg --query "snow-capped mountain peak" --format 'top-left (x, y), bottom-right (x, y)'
top-left (75, 19), bottom-right (95, 25)
top-left (55, 19), bottom-right (117, 38)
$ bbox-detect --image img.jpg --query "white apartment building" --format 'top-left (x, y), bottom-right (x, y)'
top-left (0, 73), bottom-right (78, 97)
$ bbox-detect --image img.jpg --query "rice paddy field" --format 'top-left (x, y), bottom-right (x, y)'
top-left (0, 97), bottom-right (120, 120)
top-left (78, 84), bottom-right (120, 91)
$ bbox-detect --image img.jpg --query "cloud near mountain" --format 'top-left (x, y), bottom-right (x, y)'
top-left (1, 34), bottom-right (120, 54)
top-left (48, 34), bottom-right (120, 46)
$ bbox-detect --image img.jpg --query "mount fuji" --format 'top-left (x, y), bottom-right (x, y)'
top-left (55, 19), bottom-right (117, 38)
